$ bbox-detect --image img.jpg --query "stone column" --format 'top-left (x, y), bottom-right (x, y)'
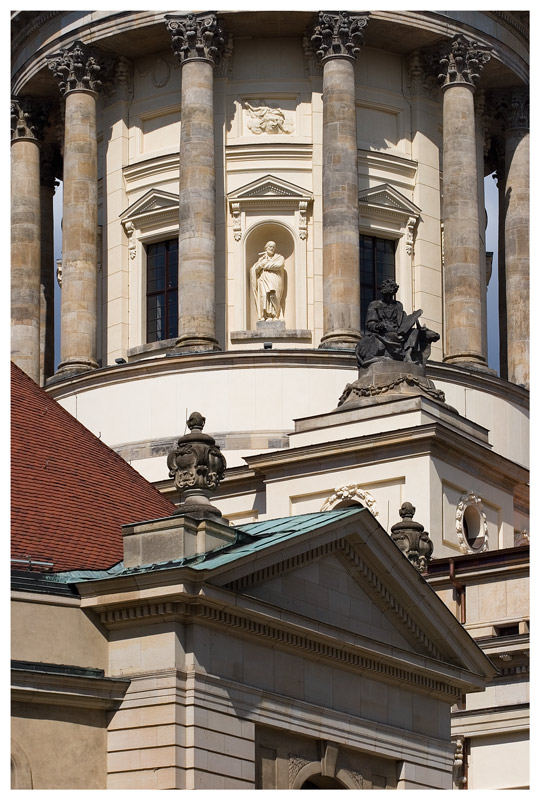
top-left (11, 97), bottom-right (45, 383)
top-left (165, 12), bottom-right (226, 352)
top-left (439, 35), bottom-right (491, 369)
top-left (47, 41), bottom-right (104, 377)
top-left (39, 146), bottom-right (60, 383)
top-left (503, 88), bottom-right (529, 387)
top-left (495, 169), bottom-right (508, 380)
top-left (310, 11), bottom-right (369, 349)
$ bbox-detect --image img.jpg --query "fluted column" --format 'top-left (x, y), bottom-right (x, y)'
top-left (439, 35), bottom-right (491, 369)
top-left (11, 97), bottom-right (45, 383)
top-left (166, 13), bottom-right (226, 352)
top-left (39, 146), bottom-right (60, 383)
top-left (47, 41), bottom-right (104, 377)
top-left (311, 11), bottom-right (369, 349)
top-left (503, 88), bottom-right (529, 387)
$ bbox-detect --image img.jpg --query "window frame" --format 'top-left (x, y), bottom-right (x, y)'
top-left (145, 237), bottom-right (179, 344)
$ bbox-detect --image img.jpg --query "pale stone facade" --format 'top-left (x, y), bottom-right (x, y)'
top-left (11, 9), bottom-right (529, 791)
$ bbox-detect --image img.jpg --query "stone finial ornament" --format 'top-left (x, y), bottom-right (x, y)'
top-left (167, 412), bottom-right (227, 520)
top-left (438, 34), bottom-right (492, 89)
top-left (390, 502), bottom-right (433, 573)
top-left (47, 40), bottom-right (105, 95)
top-left (165, 12), bottom-right (226, 66)
top-left (11, 96), bottom-right (47, 142)
top-left (310, 11), bottom-right (369, 62)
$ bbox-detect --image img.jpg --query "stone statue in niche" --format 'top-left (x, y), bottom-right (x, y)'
top-left (244, 101), bottom-right (293, 134)
top-left (356, 278), bottom-right (440, 368)
top-left (251, 241), bottom-right (285, 321)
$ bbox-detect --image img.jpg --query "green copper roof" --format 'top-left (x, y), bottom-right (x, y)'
top-left (44, 508), bottom-right (366, 584)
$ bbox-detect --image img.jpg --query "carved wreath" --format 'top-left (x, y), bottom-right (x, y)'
top-left (321, 485), bottom-right (378, 517)
top-left (455, 492), bottom-right (488, 553)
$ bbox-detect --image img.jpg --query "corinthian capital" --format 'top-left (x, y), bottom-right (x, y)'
top-left (165, 12), bottom-right (226, 66)
top-left (47, 40), bottom-right (106, 96)
top-left (438, 34), bottom-right (492, 90)
top-left (11, 96), bottom-right (47, 142)
top-left (310, 11), bottom-right (369, 62)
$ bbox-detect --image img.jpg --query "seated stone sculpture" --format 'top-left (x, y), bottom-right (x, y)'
top-left (356, 279), bottom-right (440, 368)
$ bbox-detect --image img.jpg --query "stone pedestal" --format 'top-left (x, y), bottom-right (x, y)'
top-left (11, 98), bottom-right (43, 384)
top-left (337, 359), bottom-right (447, 410)
top-left (166, 13), bottom-right (226, 353)
top-left (439, 36), bottom-right (491, 370)
top-left (311, 12), bottom-right (369, 350)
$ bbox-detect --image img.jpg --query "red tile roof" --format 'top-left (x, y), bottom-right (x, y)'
top-left (11, 363), bottom-right (176, 572)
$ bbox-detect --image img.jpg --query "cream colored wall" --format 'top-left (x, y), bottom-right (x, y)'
top-left (12, 703), bottom-right (107, 789)
top-left (98, 35), bottom-right (448, 362)
top-left (468, 732), bottom-right (529, 789)
top-left (11, 595), bottom-right (108, 670)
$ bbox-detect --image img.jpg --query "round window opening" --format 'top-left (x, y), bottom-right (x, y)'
top-left (464, 504), bottom-right (482, 549)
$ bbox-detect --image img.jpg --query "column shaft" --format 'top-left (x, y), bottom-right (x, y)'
top-left (40, 181), bottom-right (56, 383)
top-left (497, 174), bottom-right (508, 380)
top-left (59, 90), bottom-right (99, 373)
top-left (505, 126), bottom-right (529, 387)
top-left (11, 138), bottom-right (41, 382)
top-left (442, 84), bottom-right (487, 366)
top-left (320, 56), bottom-right (361, 348)
top-left (176, 59), bottom-right (219, 351)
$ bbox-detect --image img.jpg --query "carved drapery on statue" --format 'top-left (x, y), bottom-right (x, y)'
top-left (167, 412), bottom-right (227, 519)
top-left (337, 280), bottom-right (448, 409)
top-left (356, 279), bottom-right (440, 368)
top-left (250, 241), bottom-right (286, 321)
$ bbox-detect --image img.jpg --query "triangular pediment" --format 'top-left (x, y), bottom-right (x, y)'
top-left (207, 509), bottom-right (493, 680)
top-left (120, 188), bottom-right (179, 221)
top-left (358, 183), bottom-right (420, 217)
top-left (244, 552), bottom-right (415, 653)
top-left (228, 174), bottom-right (313, 202)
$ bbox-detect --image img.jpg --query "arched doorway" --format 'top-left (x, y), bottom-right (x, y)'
top-left (300, 775), bottom-right (346, 789)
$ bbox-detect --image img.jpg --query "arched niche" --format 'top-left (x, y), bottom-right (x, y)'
top-left (245, 222), bottom-right (296, 330)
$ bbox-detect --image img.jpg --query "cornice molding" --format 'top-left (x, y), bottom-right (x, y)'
top-left (11, 666), bottom-right (129, 709)
top-left (95, 591), bottom-right (463, 700)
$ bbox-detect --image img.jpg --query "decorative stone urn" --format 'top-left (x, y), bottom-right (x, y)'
top-left (167, 411), bottom-right (227, 520)
top-left (390, 502), bottom-right (433, 573)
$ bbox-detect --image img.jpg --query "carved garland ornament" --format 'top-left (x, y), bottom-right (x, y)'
top-left (338, 375), bottom-right (446, 407)
top-left (288, 754), bottom-right (310, 787)
top-left (456, 492), bottom-right (488, 553)
top-left (321, 485), bottom-right (378, 517)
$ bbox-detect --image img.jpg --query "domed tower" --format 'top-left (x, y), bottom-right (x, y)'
top-left (11, 10), bottom-right (529, 790)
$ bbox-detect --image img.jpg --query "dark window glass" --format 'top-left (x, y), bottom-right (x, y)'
top-left (360, 235), bottom-right (396, 330)
top-left (146, 239), bottom-right (178, 342)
